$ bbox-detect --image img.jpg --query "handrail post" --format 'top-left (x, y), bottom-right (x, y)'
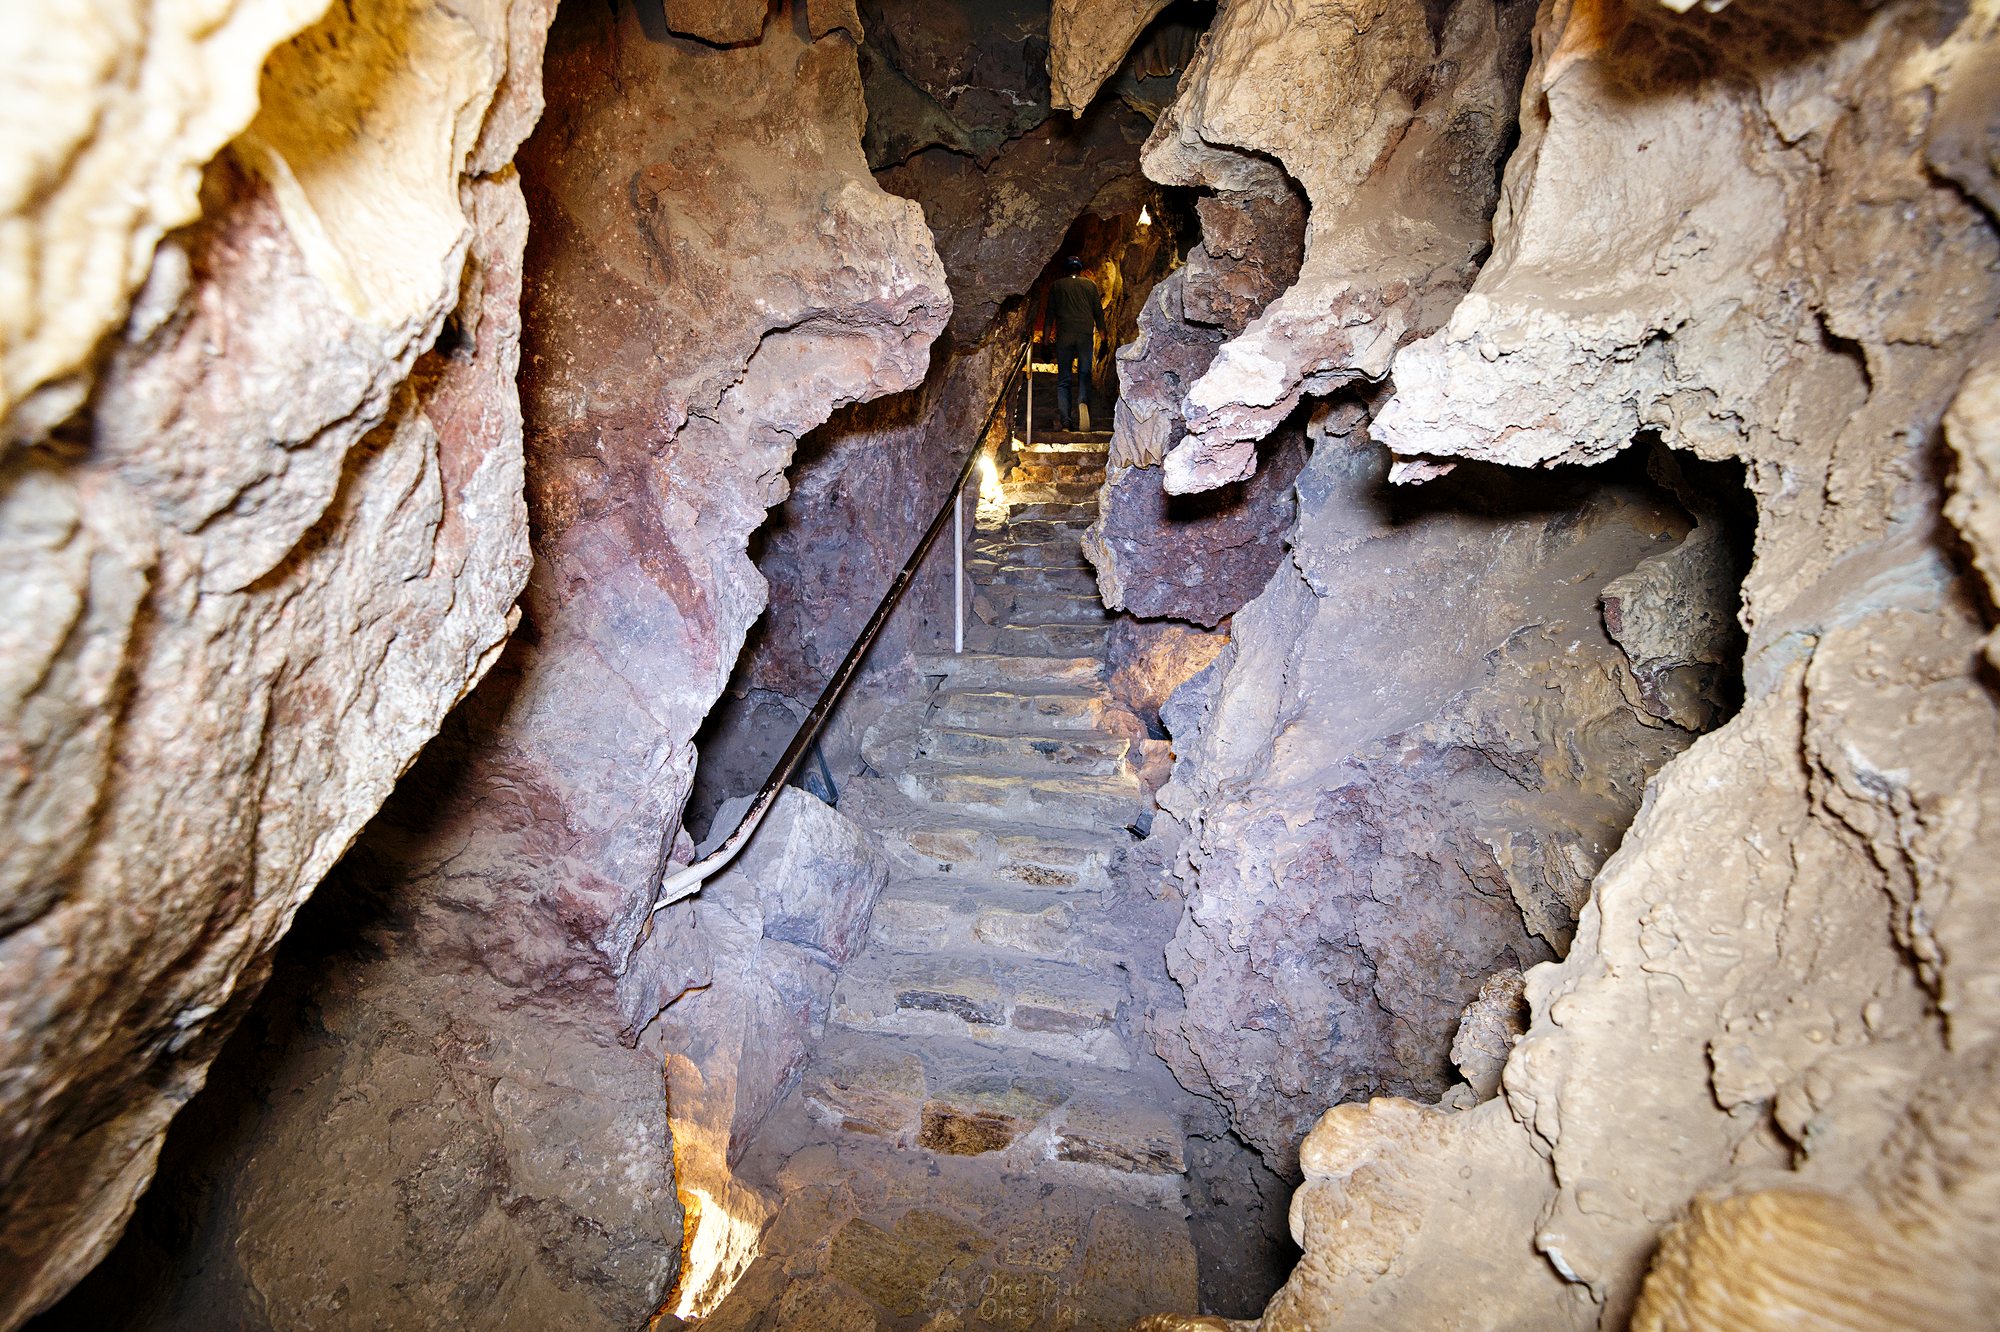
top-left (953, 477), bottom-right (964, 654)
top-left (1024, 342), bottom-right (1034, 451)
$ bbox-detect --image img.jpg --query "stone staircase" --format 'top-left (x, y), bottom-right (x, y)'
top-left (705, 430), bottom-right (1199, 1332)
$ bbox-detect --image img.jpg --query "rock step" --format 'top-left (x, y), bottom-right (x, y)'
top-left (923, 725), bottom-right (1133, 776)
top-left (843, 778), bottom-right (1124, 889)
top-left (970, 562), bottom-right (1100, 596)
top-left (982, 518), bottom-right (1087, 545)
top-left (895, 765), bottom-right (1146, 831)
top-left (1008, 462), bottom-right (1105, 485)
top-left (799, 1027), bottom-right (1186, 1184)
top-left (985, 590), bottom-right (1110, 625)
top-left (974, 621), bottom-right (1112, 656)
top-left (971, 538), bottom-right (1091, 569)
top-left (1022, 431), bottom-right (1112, 449)
top-left (868, 874), bottom-right (1105, 965)
top-left (1001, 480), bottom-right (1100, 505)
top-left (831, 949), bottom-right (1132, 1069)
top-left (913, 652), bottom-right (1099, 690)
top-left (978, 508), bottom-right (1096, 531)
top-left (930, 687), bottom-right (1128, 734)
top-left (1008, 501), bottom-right (1098, 523)
top-left (1019, 452), bottom-right (1109, 475)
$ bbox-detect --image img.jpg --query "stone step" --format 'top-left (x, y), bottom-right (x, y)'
top-left (868, 875), bottom-right (1102, 965)
top-left (923, 726), bottom-right (1133, 777)
top-left (973, 563), bottom-right (1100, 597)
top-left (978, 621), bottom-right (1112, 656)
top-left (831, 950), bottom-right (1132, 1069)
top-left (971, 538), bottom-right (1090, 570)
top-left (895, 766), bottom-right (1146, 831)
top-left (1009, 501), bottom-right (1098, 523)
top-left (843, 779), bottom-right (1122, 889)
top-left (1008, 461), bottom-right (1105, 485)
top-left (930, 687), bottom-right (1123, 734)
top-left (1022, 431), bottom-right (1112, 450)
top-left (986, 590), bottom-right (1109, 625)
top-left (913, 652), bottom-right (1099, 690)
top-left (799, 1028), bottom-right (1186, 1185)
top-left (1002, 480), bottom-right (1100, 505)
top-left (1020, 451), bottom-right (1109, 473)
top-left (985, 518), bottom-right (1086, 545)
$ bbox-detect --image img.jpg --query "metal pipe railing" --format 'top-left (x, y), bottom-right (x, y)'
top-left (645, 341), bottom-right (1031, 916)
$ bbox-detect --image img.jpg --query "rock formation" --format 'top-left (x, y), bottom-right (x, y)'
top-left (1150, 427), bottom-right (1727, 1171)
top-left (1147, 0), bottom-right (1537, 496)
top-left (661, 789), bottom-right (890, 1318)
top-left (706, 0), bottom-right (1190, 831)
top-left (13, 2), bottom-right (948, 1326)
top-left (0, 0), bottom-right (545, 1321)
top-left (15, 0), bottom-right (2000, 1325)
top-left (1141, 0), bottom-right (2000, 1327)
top-left (1048, 0), bottom-right (1181, 114)
top-left (1082, 182), bottom-right (1309, 625)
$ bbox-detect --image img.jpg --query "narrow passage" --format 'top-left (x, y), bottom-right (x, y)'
top-left (707, 427), bottom-right (1198, 1331)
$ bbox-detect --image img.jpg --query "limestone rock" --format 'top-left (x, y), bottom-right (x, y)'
top-left (0, 0), bottom-right (545, 1319)
top-left (1104, 617), bottom-right (1228, 735)
top-left (1197, 2), bottom-right (2000, 1328)
top-left (879, 105), bottom-right (1155, 341)
top-left (1449, 969), bottom-right (1527, 1101)
top-left (21, 6), bottom-right (947, 1327)
top-left (512, 0), bottom-right (945, 1039)
top-left (1152, 434), bottom-right (1713, 1171)
top-left (1087, 424), bottom-right (1306, 626)
top-left (1148, 0), bottom-right (1536, 495)
top-left (1048, 0), bottom-right (1176, 114)
top-left (0, 0), bottom-right (327, 441)
top-left (1945, 351), bottom-right (2000, 669)
top-left (1085, 183), bottom-right (1307, 624)
top-left (663, 0), bottom-right (770, 45)
top-left (662, 789), bottom-right (890, 1318)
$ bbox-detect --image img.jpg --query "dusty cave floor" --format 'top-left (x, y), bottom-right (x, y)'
top-left (702, 433), bottom-right (1205, 1331)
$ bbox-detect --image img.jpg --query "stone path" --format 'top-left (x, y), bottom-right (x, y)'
top-left (703, 431), bottom-right (1199, 1331)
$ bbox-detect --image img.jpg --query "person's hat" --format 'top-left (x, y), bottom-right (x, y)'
top-left (1065, 256), bottom-right (1083, 272)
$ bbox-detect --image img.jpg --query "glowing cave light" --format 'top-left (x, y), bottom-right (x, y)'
top-left (1138, 204), bottom-right (1152, 226)
top-left (978, 452), bottom-right (1005, 508)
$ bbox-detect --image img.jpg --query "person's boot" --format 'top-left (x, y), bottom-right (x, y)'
top-left (1077, 402), bottom-right (1091, 432)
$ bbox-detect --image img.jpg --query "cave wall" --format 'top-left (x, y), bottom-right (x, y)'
top-left (1095, 0), bottom-right (2000, 1326)
top-left (1151, 425), bottom-right (1727, 1173)
top-left (0, 0), bottom-right (548, 1322)
top-left (21, 2), bottom-right (951, 1327)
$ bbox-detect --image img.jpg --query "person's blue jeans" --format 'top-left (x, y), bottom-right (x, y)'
top-left (1052, 335), bottom-right (1091, 429)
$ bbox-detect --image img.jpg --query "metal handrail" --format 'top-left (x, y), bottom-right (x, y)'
top-left (645, 341), bottom-right (1031, 916)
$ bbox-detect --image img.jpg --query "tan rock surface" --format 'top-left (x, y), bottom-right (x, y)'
top-left (0, 0), bottom-right (546, 1320)
top-left (1048, 0), bottom-right (1177, 114)
top-left (1146, 0), bottom-right (1536, 495)
top-left (1183, 0), bottom-right (2000, 1327)
top-left (0, 0), bottom-right (328, 441)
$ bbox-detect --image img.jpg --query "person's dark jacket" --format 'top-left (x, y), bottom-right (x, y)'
top-left (1046, 275), bottom-right (1107, 344)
